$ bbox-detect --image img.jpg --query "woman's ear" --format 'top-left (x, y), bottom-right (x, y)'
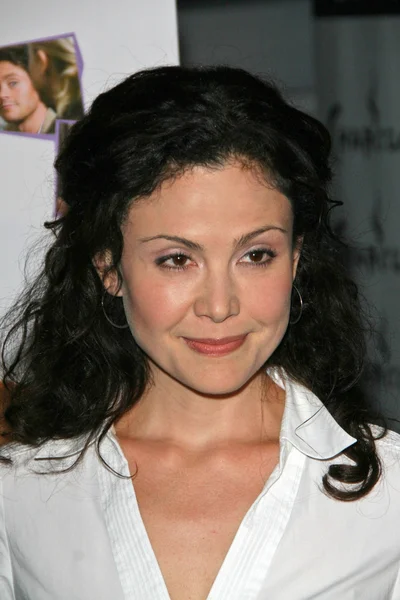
top-left (93, 251), bottom-right (123, 297)
top-left (56, 197), bottom-right (68, 217)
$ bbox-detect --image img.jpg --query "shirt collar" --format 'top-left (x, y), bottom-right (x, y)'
top-left (33, 370), bottom-right (357, 462)
top-left (269, 367), bottom-right (357, 460)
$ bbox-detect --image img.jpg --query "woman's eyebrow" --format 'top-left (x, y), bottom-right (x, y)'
top-left (138, 235), bottom-right (204, 251)
top-left (138, 226), bottom-right (287, 252)
top-left (234, 225), bottom-right (287, 249)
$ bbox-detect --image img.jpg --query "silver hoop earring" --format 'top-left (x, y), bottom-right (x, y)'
top-left (289, 285), bottom-right (303, 325)
top-left (101, 292), bottom-right (130, 329)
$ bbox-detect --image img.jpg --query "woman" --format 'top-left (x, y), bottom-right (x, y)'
top-left (0, 45), bottom-right (56, 135)
top-left (28, 36), bottom-right (84, 121)
top-left (1, 66), bottom-right (399, 600)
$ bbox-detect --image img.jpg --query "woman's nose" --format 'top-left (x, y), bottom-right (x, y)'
top-left (193, 271), bottom-right (240, 323)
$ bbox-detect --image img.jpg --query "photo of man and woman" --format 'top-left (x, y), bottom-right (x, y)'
top-left (0, 34), bottom-right (84, 137)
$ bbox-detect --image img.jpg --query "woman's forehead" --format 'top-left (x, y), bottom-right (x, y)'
top-left (124, 162), bottom-right (293, 241)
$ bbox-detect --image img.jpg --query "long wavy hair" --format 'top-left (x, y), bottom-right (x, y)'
top-left (0, 65), bottom-right (385, 500)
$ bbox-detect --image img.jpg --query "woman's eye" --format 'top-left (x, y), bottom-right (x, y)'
top-left (241, 249), bottom-right (276, 265)
top-left (248, 250), bottom-right (266, 263)
top-left (170, 254), bottom-right (189, 267)
top-left (156, 253), bottom-right (192, 270)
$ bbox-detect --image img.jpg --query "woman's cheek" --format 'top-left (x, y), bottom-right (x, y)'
top-left (248, 272), bottom-right (292, 321)
top-left (122, 276), bottom-right (189, 333)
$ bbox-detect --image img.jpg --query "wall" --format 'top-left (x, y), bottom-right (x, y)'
top-left (178, 0), bottom-right (316, 112)
top-left (0, 0), bottom-right (179, 313)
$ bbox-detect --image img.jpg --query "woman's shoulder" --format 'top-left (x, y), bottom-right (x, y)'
top-left (372, 426), bottom-right (400, 486)
top-left (374, 426), bottom-right (400, 453)
top-left (376, 425), bottom-right (400, 454)
top-left (0, 383), bottom-right (98, 472)
top-left (0, 434), bottom-right (97, 480)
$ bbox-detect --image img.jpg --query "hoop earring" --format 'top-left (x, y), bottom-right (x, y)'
top-left (101, 292), bottom-right (130, 329)
top-left (289, 285), bottom-right (303, 325)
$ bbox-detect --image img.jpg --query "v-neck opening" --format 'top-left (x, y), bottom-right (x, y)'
top-left (106, 432), bottom-right (255, 600)
top-left (99, 430), bottom-right (303, 600)
top-left (98, 434), bottom-right (171, 599)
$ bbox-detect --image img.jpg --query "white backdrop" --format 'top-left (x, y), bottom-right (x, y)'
top-left (0, 0), bottom-right (179, 312)
top-left (315, 2), bottom-right (400, 420)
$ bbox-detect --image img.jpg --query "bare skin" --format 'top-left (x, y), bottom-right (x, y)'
top-left (116, 378), bottom-right (284, 600)
top-left (104, 161), bottom-right (300, 599)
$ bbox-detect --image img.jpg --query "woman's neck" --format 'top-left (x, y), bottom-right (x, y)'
top-left (115, 371), bottom-right (285, 451)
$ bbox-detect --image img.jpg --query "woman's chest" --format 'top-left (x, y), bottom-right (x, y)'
top-left (5, 446), bottom-right (400, 600)
top-left (125, 444), bottom-right (280, 600)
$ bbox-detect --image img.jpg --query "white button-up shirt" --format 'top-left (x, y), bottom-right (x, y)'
top-left (1, 371), bottom-right (400, 599)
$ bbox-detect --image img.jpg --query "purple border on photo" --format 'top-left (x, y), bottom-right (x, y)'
top-left (0, 32), bottom-right (84, 142)
top-left (0, 129), bottom-right (55, 141)
top-left (1, 32), bottom-right (84, 78)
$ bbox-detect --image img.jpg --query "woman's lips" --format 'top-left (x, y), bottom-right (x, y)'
top-left (183, 335), bottom-right (247, 356)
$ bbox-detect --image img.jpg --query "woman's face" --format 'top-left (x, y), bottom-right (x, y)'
top-left (0, 61), bottom-right (41, 124)
top-left (112, 161), bottom-right (300, 397)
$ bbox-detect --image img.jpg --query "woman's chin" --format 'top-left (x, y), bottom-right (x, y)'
top-left (173, 369), bottom-right (263, 399)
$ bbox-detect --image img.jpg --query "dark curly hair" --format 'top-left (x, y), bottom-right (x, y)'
top-left (0, 65), bottom-right (386, 500)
